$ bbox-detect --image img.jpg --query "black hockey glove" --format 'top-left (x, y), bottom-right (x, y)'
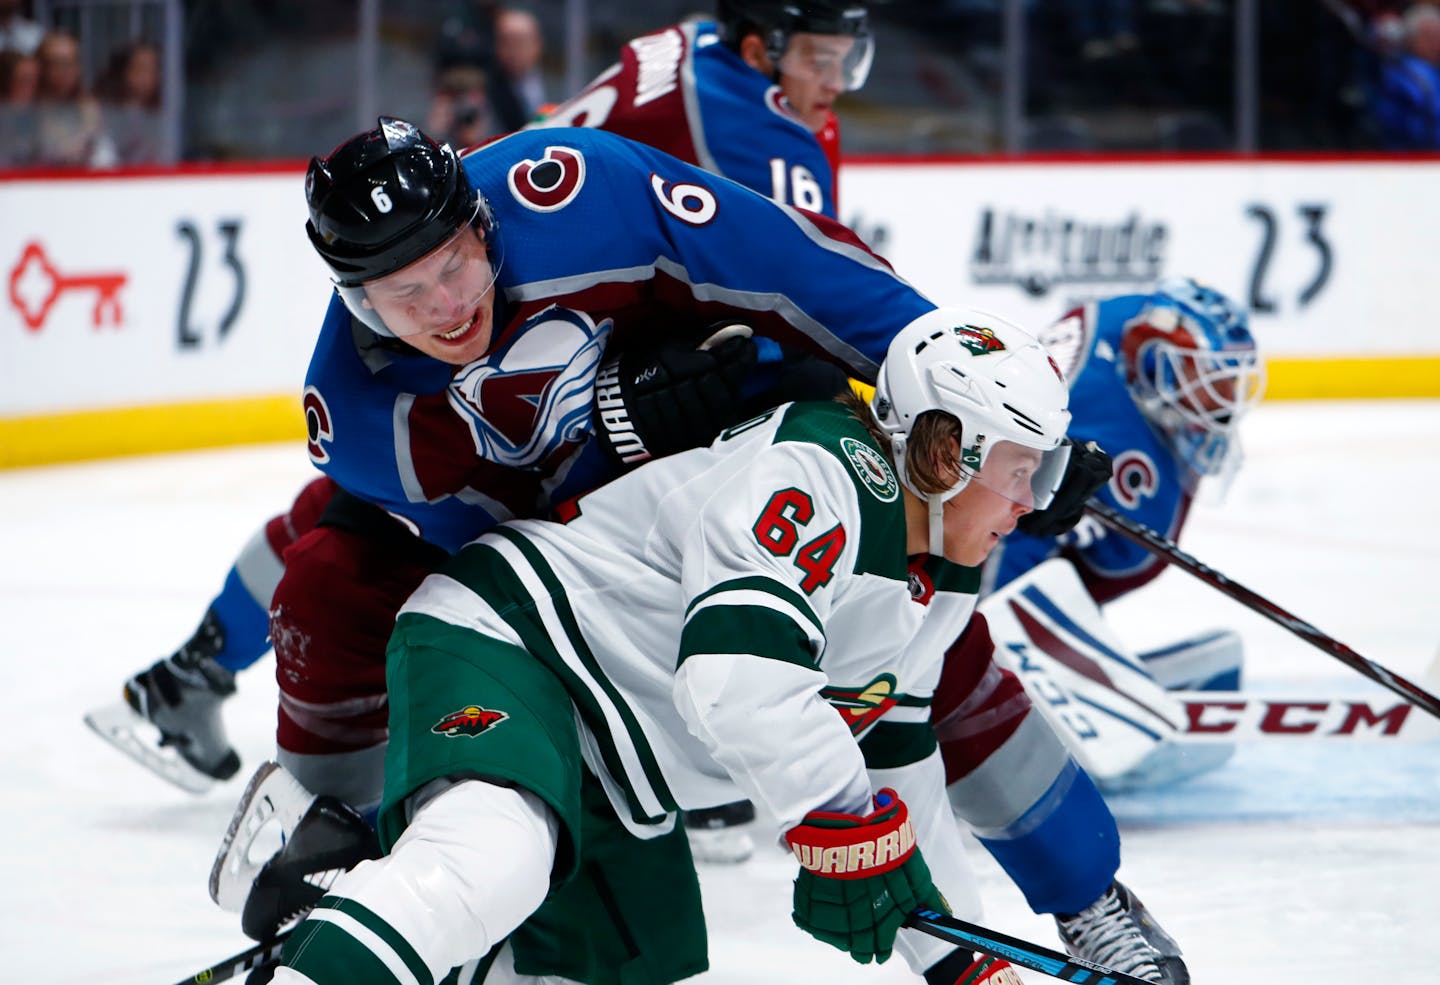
top-left (1017, 438), bottom-right (1114, 538)
top-left (593, 324), bottom-right (758, 469)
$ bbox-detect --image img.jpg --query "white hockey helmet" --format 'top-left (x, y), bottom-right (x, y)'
top-left (872, 307), bottom-right (1072, 549)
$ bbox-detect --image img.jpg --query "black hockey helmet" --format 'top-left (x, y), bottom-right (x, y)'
top-left (304, 116), bottom-right (493, 289)
top-left (716, 2), bottom-right (872, 90)
top-left (718, 1), bottom-right (870, 42)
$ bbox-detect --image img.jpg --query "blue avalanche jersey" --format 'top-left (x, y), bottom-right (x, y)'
top-left (988, 294), bottom-right (1193, 603)
top-left (302, 127), bottom-right (933, 554)
top-left (536, 21), bottom-right (838, 217)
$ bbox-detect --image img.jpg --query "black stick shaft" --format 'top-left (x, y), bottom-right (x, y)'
top-left (905, 908), bottom-right (1154, 985)
top-left (170, 931), bottom-right (290, 985)
top-left (1086, 501), bottom-right (1440, 720)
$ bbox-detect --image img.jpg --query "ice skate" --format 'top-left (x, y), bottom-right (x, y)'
top-left (211, 761), bottom-right (380, 941)
top-left (1055, 881), bottom-right (1189, 984)
top-left (84, 608), bottom-right (240, 793)
top-left (683, 800), bottom-right (756, 864)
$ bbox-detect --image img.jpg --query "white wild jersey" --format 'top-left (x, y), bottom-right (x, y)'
top-left (400, 400), bottom-right (981, 866)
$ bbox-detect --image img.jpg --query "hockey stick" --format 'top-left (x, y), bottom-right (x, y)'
top-left (905, 908), bottom-right (1153, 985)
top-left (170, 931), bottom-right (290, 985)
top-left (1085, 501), bottom-right (1440, 721)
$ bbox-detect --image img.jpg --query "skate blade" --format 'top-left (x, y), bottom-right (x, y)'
top-left (83, 701), bottom-right (214, 795)
top-left (210, 760), bottom-right (317, 912)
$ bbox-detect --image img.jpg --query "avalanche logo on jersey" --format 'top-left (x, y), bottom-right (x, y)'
top-left (432, 704), bottom-right (509, 737)
top-left (763, 85), bottom-right (808, 129)
top-left (447, 307), bottom-right (613, 468)
top-left (507, 145), bottom-right (586, 213)
top-left (841, 437), bottom-right (898, 502)
top-left (956, 324), bottom-right (1007, 356)
top-left (303, 385), bottom-right (334, 465)
top-left (1110, 449), bottom-right (1160, 508)
top-left (823, 673), bottom-right (901, 737)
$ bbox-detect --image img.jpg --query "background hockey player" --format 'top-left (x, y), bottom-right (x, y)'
top-left (90, 1), bottom-right (875, 816)
top-left (540, 0), bottom-right (869, 220)
top-left (977, 278), bottom-right (1265, 791)
top-left (265, 309), bottom-right (1075, 985)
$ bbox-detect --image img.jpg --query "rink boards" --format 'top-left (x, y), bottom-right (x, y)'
top-left (3, 154), bottom-right (1438, 468)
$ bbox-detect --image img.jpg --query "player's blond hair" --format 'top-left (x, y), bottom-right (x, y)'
top-left (836, 388), bottom-right (962, 497)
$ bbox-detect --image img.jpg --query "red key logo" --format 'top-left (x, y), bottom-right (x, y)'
top-left (8, 241), bottom-right (127, 332)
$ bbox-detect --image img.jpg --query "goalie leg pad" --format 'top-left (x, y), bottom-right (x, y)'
top-left (1138, 628), bottom-right (1243, 692)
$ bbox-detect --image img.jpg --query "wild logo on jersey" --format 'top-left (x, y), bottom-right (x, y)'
top-left (432, 704), bottom-right (509, 737)
top-left (823, 673), bottom-right (901, 737)
top-left (447, 307), bottom-right (612, 468)
top-left (956, 324), bottom-right (1007, 356)
top-left (841, 436), bottom-right (898, 503)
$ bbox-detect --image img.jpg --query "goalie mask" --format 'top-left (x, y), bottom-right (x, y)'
top-left (718, 1), bottom-right (874, 91)
top-left (1120, 277), bottom-right (1264, 483)
top-left (305, 117), bottom-right (500, 338)
top-left (871, 307), bottom-right (1072, 554)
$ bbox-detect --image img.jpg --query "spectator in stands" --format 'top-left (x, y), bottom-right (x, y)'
top-left (0, 0), bottom-right (42, 56)
top-left (97, 40), bottom-right (167, 164)
top-left (435, 0), bottom-right (529, 133)
top-left (425, 62), bottom-right (495, 148)
top-left (494, 6), bottom-right (545, 120)
top-left (0, 47), bottom-right (38, 165)
top-left (0, 45), bottom-right (34, 101)
top-left (1369, 3), bottom-right (1440, 148)
top-left (33, 29), bottom-right (116, 167)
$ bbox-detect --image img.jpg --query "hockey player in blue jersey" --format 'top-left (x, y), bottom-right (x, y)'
top-left (989, 277), bottom-right (1264, 605)
top-left (973, 279), bottom-right (1264, 798)
top-left (88, 0), bottom-right (875, 802)
top-left (539, 0), bottom-right (871, 220)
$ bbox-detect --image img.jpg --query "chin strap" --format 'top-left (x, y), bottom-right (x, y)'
top-left (928, 494), bottom-right (944, 559)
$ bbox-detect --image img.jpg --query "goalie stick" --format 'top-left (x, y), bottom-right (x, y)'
top-left (905, 908), bottom-right (1154, 985)
top-left (1085, 501), bottom-right (1440, 721)
top-left (170, 931), bottom-right (290, 985)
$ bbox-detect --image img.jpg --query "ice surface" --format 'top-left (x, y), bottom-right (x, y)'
top-left (2, 400), bottom-right (1436, 983)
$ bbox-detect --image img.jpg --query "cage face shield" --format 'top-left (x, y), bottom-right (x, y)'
top-left (775, 29), bottom-right (874, 91)
top-left (1128, 314), bottom-right (1264, 480)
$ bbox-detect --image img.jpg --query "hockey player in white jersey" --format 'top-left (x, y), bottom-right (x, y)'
top-left (263, 308), bottom-right (1075, 985)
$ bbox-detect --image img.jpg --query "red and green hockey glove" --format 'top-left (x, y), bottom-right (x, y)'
top-left (785, 788), bottom-right (948, 964)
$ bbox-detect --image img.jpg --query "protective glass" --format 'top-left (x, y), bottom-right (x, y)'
top-left (334, 220), bottom-right (501, 339)
top-left (776, 31), bottom-right (874, 92)
top-left (959, 438), bottom-right (1072, 511)
top-left (1134, 338), bottom-right (1265, 477)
